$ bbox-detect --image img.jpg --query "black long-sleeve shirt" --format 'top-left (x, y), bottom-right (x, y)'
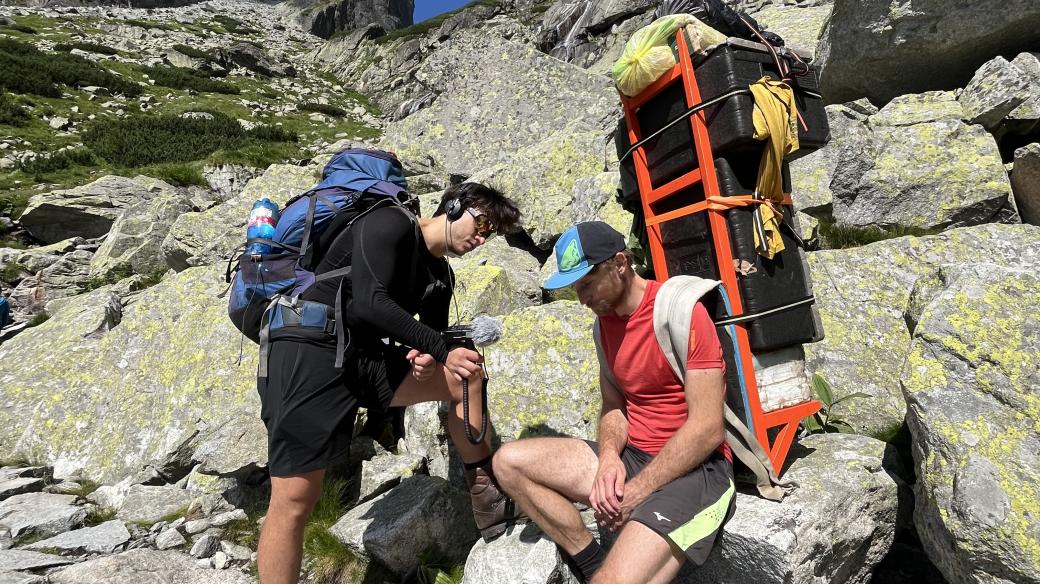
top-left (302, 203), bottom-right (452, 363)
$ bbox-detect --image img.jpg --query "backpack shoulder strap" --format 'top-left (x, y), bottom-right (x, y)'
top-left (653, 276), bottom-right (795, 501)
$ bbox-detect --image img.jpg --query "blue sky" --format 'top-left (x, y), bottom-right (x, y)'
top-left (414, 0), bottom-right (473, 23)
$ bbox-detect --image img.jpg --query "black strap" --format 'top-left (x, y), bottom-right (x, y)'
top-left (713, 295), bottom-right (816, 326)
top-left (300, 194), bottom-right (318, 259)
top-left (619, 88), bottom-right (752, 164)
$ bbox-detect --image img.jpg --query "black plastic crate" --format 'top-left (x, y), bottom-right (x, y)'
top-left (693, 41), bottom-right (829, 157)
top-left (656, 156), bottom-right (818, 352)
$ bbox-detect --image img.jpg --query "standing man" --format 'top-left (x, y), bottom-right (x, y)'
top-left (494, 221), bottom-right (735, 584)
top-left (257, 182), bottom-right (524, 584)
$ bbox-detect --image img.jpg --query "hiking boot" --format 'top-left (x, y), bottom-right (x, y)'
top-left (465, 466), bottom-right (527, 542)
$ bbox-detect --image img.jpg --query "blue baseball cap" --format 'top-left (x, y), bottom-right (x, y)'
top-left (544, 221), bottom-right (627, 290)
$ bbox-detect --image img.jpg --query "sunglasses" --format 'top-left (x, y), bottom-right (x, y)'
top-left (466, 208), bottom-right (496, 238)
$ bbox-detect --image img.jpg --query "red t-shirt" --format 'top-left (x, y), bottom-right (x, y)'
top-left (598, 279), bottom-right (731, 460)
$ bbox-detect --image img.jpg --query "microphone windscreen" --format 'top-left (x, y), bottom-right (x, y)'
top-left (469, 315), bottom-right (503, 347)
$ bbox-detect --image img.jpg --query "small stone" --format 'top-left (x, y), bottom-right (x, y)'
top-left (183, 518), bottom-right (211, 535)
top-left (212, 551), bottom-right (229, 570)
top-left (195, 557), bottom-right (212, 569)
top-left (154, 528), bottom-right (186, 550)
top-left (208, 509), bottom-right (246, 527)
top-left (219, 540), bottom-right (251, 562)
top-left (189, 534), bottom-right (219, 559)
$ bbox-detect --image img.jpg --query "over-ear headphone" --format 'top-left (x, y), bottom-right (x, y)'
top-left (444, 197), bottom-right (464, 221)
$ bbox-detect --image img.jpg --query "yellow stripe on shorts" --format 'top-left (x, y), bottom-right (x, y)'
top-left (667, 479), bottom-right (735, 550)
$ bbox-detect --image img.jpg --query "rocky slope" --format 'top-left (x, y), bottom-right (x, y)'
top-left (1, 1), bottom-right (1039, 583)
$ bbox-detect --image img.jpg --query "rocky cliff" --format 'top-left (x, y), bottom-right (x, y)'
top-left (1, 1), bottom-right (1038, 583)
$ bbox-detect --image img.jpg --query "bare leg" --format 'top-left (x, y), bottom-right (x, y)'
top-left (590, 521), bottom-right (685, 584)
top-left (493, 437), bottom-right (599, 555)
top-left (258, 470), bottom-right (325, 584)
top-left (391, 364), bottom-right (491, 464)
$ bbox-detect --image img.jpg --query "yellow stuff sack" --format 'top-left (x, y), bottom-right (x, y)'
top-left (612, 14), bottom-right (726, 97)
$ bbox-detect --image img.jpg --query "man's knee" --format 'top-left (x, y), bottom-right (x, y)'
top-left (492, 441), bottom-right (529, 485)
top-left (269, 475), bottom-right (323, 521)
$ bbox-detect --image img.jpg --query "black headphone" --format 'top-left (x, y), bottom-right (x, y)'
top-left (444, 197), bottom-right (464, 221)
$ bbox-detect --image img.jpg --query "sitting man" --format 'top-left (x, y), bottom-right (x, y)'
top-left (494, 221), bottom-right (735, 584)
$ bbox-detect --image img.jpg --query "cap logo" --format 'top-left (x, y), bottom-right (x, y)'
top-left (560, 240), bottom-right (582, 271)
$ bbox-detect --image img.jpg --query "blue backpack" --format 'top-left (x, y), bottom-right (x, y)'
top-left (226, 148), bottom-right (414, 376)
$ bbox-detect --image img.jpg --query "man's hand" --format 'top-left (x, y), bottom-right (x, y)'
top-left (406, 349), bottom-right (436, 382)
top-left (445, 346), bottom-right (482, 382)
top-left (600, 481), bottom-right (650, 532)
top-left (589, 453), bottom-right (626, 524)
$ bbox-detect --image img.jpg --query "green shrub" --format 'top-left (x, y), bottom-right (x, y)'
top-left (84, 263), bottom-right (135, 291)
top-left (213, 15), bottom-right (259, 35)
top-left (123, 19), bottom-right (178, 32)
top-left (0, 38), bottom-right (141, 98)
top-left (143, 162), bottom-right (208, 187)
top-left (245, 124), bottom-right (298, 143)
top-left (0, 262), bottom-right (23, 283)
top-left (0, 192), bottom-right (31, 218)
top-left (53, 42), bottom-right (119, 56)
top-left (83, 112), bottom-right (297, 167)
top-left (170, 43), bottom-right (216, 62)
top-left (27, 313), bottom-right (50, 327)
top-left (2, 23), bottom-right (37, 34)
top-left (0, 91), bottom-right (31, 126)
top-left (17, 148), bottom-right (96, 176)
top-left (84, 507), bottom-right (116, 526)
top-left (142, 65), bottom-right (239, 94)
top-left (303, 478), bottom-right (369, 584)
top-left (298, 102), bottom-right (346, 117)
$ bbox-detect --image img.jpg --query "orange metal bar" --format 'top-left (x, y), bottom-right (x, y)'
top-left (643, 169), bottom-right (703, 206)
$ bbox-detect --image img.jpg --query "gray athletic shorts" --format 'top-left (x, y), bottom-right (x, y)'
top-left (584, 441), bottom-right (736, 566)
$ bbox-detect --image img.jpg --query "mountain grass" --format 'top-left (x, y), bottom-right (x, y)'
top-left (299, 102), bottom-right (346, 117)
top-left (818, 219), bottom-right (936, 249)
top-left (0, 91), bottom-right (31, 126)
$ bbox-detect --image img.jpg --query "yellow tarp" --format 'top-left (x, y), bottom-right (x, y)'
top-left (750, 76), bottom-right (799, 259)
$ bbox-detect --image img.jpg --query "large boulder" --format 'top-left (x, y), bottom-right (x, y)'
top-left (789, 102), bottom-right (874, 221)
top-left (447, 238), bottom-right (544, 320)
top-left (48, 548), bottom-right (255, 584)
top-left (90, 192), bottom-right (193, 280)
top-left (22, 520), bottom-right (130, 555)
top-left (486, 301), bottom-right (599, 441)
top-left (221, 42), bottom-right (296, 78)
top-left (462, 526), bottom-right (580, 584)
top-left (329, 474), bottom-right (477, 577)
top-left (382, 33), bottom-right (619, 177)
top-left (686, 433), bottom-right (906, 584)
top-left (275, 0), bottom-right (413, 40)
top-left (749, 3), bottom-right (833, 56)
top-left (804, 224), bottom-right (1040, 439)
top-left (902, 263), bottom-right (1040, 584)
top-left (115, 485), bottom-right (195, 525)
top-left (958, 56), bottom-right (1035, 130)
top-left (18, 176), bottom-right (177, 245)
top-left (830, 93), bottom-right (1014, 230)
top-left (470, 129), bottom-right (609, 248)
top-left (0, 265), bottom-right (264, 483)
top-left (161, 164), bottom-right (319, 270)
top-left (1007, 52), bottom-right (1040, 129)
top-left (0, 493), bottom-right (85, 540)
top-left (1011, 143), bottom-right (1040, 226)
top-left (816, 0), bottom-right (1040, 105)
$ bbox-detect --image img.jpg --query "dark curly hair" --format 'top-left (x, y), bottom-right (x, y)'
top-left (434, 182), bottom-right (522, 235)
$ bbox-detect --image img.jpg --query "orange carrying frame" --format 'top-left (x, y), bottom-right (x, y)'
top-left (618, 32), bottom-right (820, 474)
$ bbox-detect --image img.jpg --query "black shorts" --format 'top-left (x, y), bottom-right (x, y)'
top-left (258, 340), bottom-right (411, 477)
top-left (584, 441), bottom-right (736, 566)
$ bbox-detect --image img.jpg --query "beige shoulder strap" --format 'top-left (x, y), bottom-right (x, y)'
top-left (654, 276), bottom-right (795, 501)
